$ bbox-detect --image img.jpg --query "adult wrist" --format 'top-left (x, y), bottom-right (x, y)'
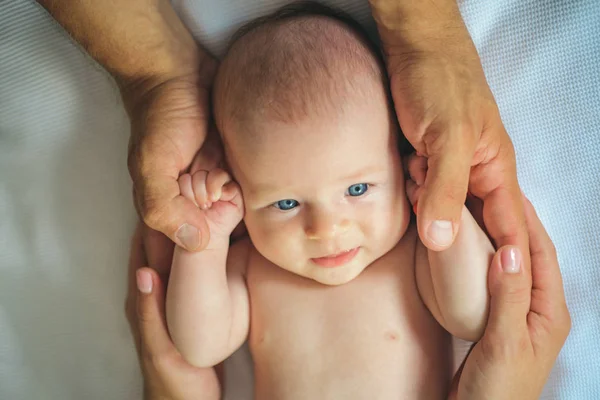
top-left (368, 0), bottom-right (471, 56)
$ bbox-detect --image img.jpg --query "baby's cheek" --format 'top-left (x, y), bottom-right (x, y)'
top-left (245, 216), bottom-right (290, 259)
top-left (365, 192), bottom-right (409, 247)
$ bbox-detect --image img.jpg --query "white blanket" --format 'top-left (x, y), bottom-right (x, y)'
top-left (0, 0), bottom-right (598, 398)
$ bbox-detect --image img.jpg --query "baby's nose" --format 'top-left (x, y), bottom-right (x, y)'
top-left (304, 210), bottom-right (350, 240)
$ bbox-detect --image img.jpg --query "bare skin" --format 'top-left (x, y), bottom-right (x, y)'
top-left (39, 0), bottom-right (528, 267)
top-left (166, 21), bottom-right (494, 395)
top-left (127, 194), bottom-right (569, 399)
top-left (245, 229), bottom-right (451, 399)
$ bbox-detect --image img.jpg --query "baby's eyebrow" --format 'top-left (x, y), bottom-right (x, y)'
top-left (245, 182), bottom-right (285, 198)
top-left (339, 166), bottom-right (386, 182)
top-left (245, 165), bottom-right (386, 198)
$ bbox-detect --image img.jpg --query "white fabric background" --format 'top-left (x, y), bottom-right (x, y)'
top-left (0, 0), bottom-right (598, 398)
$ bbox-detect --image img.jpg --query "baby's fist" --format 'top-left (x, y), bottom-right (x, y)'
top-left (178, 168), bottom-right (244, 242)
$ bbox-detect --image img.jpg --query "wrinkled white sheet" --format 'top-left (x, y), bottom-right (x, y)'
top-left (1, 0), bottom-right (598, 398)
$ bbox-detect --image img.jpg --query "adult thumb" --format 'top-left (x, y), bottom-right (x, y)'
top-left (417, 146), bottom-right (472, 251)
top-left (485, 246), bottom-right (531, 341)
top-left (135, 179), bottom-right (210, 252)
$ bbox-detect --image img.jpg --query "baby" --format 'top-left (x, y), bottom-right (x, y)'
top-left (166, 5), bottom-right (494, 399)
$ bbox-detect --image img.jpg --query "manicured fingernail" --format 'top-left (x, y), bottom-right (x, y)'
top-left (427, 220), bottom-right (453, 247)
top-left (412, 201), bottom-right (418, 215)
top-left (501, 247), bottom-right (521, 274)
top-left (136, 269), bottom-right (153, 294)
top-left (176, 223), bottom-right (200, 251)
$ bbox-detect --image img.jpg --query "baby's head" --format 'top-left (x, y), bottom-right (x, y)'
top-left (214, 4), bottom-right (410, 285)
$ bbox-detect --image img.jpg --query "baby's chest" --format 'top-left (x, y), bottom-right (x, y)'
top-left (245, 249), bottom-right (440, 363)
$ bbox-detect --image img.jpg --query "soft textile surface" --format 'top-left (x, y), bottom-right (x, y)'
top-left (0, 0), bottom-right (598, 398)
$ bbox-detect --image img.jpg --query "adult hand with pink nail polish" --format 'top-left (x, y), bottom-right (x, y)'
top-left (370, 0), bottom-right (528, 262)
top-left (125, 224), bottom-right (221, 400)
top-left (448, 197), bottom-right (571, 399)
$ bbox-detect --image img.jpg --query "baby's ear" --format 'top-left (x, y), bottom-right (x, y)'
top-left (190, 126), bottom-right (225, 173)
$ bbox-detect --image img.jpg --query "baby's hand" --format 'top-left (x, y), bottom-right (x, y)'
top-left (405, 152), bottom-right (428, 215)
top-left (178, 168), bottom-right (244, 245)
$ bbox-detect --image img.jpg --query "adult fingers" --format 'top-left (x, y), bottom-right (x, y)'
top-left (485, 245), bottom-right (531, 343)
top-left (417, 132), bottom-right (475, 251)
top-left (523, 197), bottom-right (571, 340)
top-left (136, 267), bottom-right (174, 360)
top-left (135, 174), bottom-right (210, 252)
top-left (125, 224), bottom-right (147, 353)
top-left (141, 224), bottom-right (175, 280)
top-left (470, 127), bottom-right (530, 274)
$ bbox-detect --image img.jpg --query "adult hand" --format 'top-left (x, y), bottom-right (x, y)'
top-left (369, 0), bottom-right (528, 263)
top-left (448, 197), bottom-right (571, 399)
top-left (125, 224), bottom-right (221, 400)
top-left (125, 66), bottom-right (222, 253)
top-left (38, 0), bottom-right (220, 252)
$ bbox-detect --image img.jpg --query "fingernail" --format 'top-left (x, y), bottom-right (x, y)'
top-left (176, 223), bottom-right (200, 250)
top-left (136, 269), bottom-right (153, 294)
top-left (427, 220), bottom-right (453, 247)
top-left (501, 247), bottom-right (521, 274)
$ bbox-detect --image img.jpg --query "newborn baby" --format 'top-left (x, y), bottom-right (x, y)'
top-left (166, 6), bottom-right (494, 399)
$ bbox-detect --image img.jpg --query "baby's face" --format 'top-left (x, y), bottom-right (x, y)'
top-left (225, 99), bottom-right (410, 285)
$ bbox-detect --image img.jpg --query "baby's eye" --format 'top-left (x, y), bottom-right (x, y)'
top-left (346, 183), bottom-right (368, 197)
top-left (273, 199), bottom-right (299, 211)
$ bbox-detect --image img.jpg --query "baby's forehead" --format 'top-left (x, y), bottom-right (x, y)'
top-left (224, 111), bottom-right (396, 193)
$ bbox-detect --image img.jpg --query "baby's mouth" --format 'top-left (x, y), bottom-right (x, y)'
top-left (311, 247), bottom-right (360, 268)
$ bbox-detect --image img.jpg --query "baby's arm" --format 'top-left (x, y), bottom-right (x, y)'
top-left (407, 154), bottom-right (494, 341)
top-left (166, 169), bottom-right (250, 368)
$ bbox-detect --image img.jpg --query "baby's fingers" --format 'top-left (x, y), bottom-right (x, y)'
top-left (206, 169), bottom-right (232, 203)
top-left (221, 181), bottom-right (244, 211)
top-left (191, 170), bottom-right (211, 209)
top-left (178, 173), bottom-right (199, 207)
top-left (406, 153), bottom-right (428, 186)
top-left (406, 179), bottom-right (421, 215)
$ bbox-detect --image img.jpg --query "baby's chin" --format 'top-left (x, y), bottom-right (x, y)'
top-left (309, 269), bottom-right (363, 286)
top-left (298, 260), bottom-right (370, 286)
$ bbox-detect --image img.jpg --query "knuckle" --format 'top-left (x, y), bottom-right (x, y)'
top-left (505, 285), bottom-right (531, 304)
top-left (485, 332), bottom-right (530, 362)
top-left (141, 204), bottom-right (164, 230)
top-left (428, 183), bottom-right (466, 206)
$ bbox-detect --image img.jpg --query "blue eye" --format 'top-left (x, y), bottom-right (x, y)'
top-left (274, 199), bottom-right (299, 210)
top-left (347, 183), bottom-right (368, 197)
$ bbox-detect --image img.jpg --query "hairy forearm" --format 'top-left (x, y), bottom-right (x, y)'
top-left (369, 0), bottom-right (468, 47)
top-left (166, 245), bottom-right (241, 368)
top-left (418, 206), bottom-right (493, 341)
top-left (37, 0), bottom-right (210, 87)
